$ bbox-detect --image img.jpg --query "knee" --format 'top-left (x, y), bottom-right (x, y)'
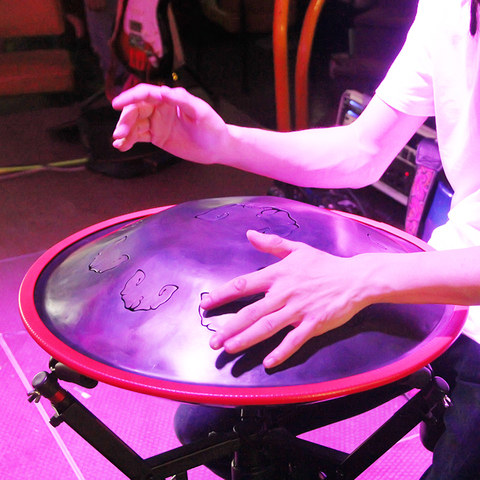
top-left (173, 404), bottom-right (240, 445)
top-left (173, 404), bottom-right (199, 445)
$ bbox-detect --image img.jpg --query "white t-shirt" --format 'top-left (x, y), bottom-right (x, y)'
top-left (376, 0), bottom-right (480, 343)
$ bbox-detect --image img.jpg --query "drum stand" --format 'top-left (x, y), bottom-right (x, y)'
top-left (27, 359), bottom-right (451, 480)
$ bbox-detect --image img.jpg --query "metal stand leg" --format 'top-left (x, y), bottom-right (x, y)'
top-left (257, 369), bottom-right (450, 480)
top-left (334, 374), bottom-right (450, 479)
top-left (29, 370), bottom-right (153, 480)
top-left (28, 366), bottom-right (241, 480)
top-left (27, 363), bottom-right (451, 480)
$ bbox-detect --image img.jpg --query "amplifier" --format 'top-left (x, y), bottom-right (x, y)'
top-left (336, 90), bottom-right (437, 206)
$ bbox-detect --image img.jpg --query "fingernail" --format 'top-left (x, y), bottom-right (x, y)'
top-left (264, 357), bottom-right (275, 369)
top-left (200, 294), bottom-right (211, 308)
top-left (210, 335), bottom-right (221, 349)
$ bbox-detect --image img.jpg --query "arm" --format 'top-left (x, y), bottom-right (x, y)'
top-left (111, 84), bottom-right (427, 188)
top-left (115, 83), bottom-right (462, 369)
top-left (204, 231), bottom-right (480, 369)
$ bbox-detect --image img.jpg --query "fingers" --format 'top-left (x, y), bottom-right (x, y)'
top-left (112, 84), bottom-right (214, 152)
top-left (112, 101), bottom-right (155, 151)
top-left (202, 232), bottom-right (305, 360)
top-left (111, 83), bottom-right (165, 110)
top-left (199, 232), bottom-right (302, 310)
top-left (210, 297), bottom-right (325, 369)
top-left (201, 272), bottom-right (265, 311)
top-left (157, 86), bottom-right (211, 122)
top-left (112, 104), bottom-right (140, 140)
top-left (246, 230), bottom-right (300, 260)
top-left (201, 232), bottom-right (304, 312)
top-left (209, 294), bottom-right (287, 350)
top-left (112, 85), bottom-right (168, 151)
top-left (263, 320), bottom-right (320, 368)
top-left (202, 233), bottom-right (363, 369)
top-left (112, 84), bottom-right (204, 121)
top-left (112, 106), bottom-right (139, 151)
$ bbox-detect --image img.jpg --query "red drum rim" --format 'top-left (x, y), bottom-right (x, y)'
top-left (19, 206), bottom-right (468, 406)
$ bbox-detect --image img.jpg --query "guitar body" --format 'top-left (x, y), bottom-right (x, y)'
top-left (113, 0), bottom-right (174, 82)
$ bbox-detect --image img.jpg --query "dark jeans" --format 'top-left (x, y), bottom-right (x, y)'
top-left (174, 335), bottom-right (480, 479)
top-left (419, 335), bottom-right (480, 480)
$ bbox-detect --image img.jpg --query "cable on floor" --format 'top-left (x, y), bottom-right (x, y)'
top-left (0, 157), bottom-right (88, 180)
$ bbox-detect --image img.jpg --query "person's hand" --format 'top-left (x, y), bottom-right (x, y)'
top-left (112, 84), bottom-right (229, 164)
top-left (202, 230), bottom-right (372, 369)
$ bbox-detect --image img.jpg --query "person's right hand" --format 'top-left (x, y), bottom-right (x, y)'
top-left (112, 84), bottom-right (229, 164)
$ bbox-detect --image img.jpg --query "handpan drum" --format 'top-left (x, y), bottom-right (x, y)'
top-left (20, 196), bottom-right (467, 406)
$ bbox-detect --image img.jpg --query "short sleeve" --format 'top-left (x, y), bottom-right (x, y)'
top-left (376, 0), bottom-right (435, 117)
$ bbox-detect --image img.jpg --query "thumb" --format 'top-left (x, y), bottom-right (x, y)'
top-left (246, 230), bottom-right (298, 259)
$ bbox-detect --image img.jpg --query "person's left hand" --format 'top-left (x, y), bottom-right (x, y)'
top-left (202, 230), bottom-right (372, 368)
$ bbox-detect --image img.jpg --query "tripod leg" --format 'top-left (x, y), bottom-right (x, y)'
top-left (29, 371), bottom-right (152, 480)
top-left (335, 375), bottom-right (450, 479)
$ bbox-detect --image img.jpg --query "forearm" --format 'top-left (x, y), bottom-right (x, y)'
top-left (359, 247), bottom-right (480, 307)
top-left (112, 86), bottom-right (427, 190)
top-left (218, 123), bottom-right (382, 188)
top-left (214, 95), bottom-right (426, 189)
